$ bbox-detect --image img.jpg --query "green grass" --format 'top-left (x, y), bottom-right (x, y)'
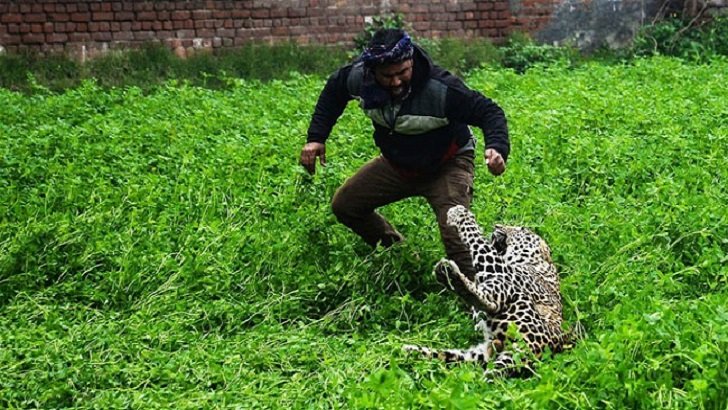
top-left (1, 57), bottom-right (727, 409)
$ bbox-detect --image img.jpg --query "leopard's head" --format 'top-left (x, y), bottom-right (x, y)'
top-left (491, 225), bottom-right (552, 264)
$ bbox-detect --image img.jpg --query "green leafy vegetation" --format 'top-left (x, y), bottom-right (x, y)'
top-left (630, 16), bottom-right (728, 61)
top-left (0, 42), bottom-right (351, 93)
top-left (1, 57), bottom-right (727, 408)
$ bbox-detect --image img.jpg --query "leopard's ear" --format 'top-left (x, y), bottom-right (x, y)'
top-left (492, 228), bottom-right (507, 255)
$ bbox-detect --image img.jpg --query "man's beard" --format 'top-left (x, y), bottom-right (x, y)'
top-left (390, 84), bottom-right (410, 99)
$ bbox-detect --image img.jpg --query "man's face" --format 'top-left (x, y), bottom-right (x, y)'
top-left (373, 59), bottom-right (413, 98)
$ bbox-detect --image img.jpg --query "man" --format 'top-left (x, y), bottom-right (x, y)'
top-left (300, 28), bottom-right (509, 301)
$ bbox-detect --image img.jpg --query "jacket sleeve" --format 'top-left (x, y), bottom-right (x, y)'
top-left (445, 81), bottom-right (510, 162)
top-left (306, 65), bottom-right (354, 144)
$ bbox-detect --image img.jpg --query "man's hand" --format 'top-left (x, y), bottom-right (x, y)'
top-left (485, 148), bottom-right (506, 176)
top-left (300, 142), bottom-right (326, 175)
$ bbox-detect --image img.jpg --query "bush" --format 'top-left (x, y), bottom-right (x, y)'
top-left (0, 42), bottom-right (348, 93)
top-left (631, 16), bottom-right (728, 61)
top-left (351, 13), bottom-right (410, 53)
top-left (499, 32), bottom-right (578, 73)
top-left (422, 37), bottom-right (502, 76)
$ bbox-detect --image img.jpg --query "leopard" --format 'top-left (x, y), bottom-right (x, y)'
top-left (404, 205), bottom-right (570, 377)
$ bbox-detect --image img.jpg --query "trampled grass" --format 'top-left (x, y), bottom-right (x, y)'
top-left (1, 57), bottom-right (726, 408)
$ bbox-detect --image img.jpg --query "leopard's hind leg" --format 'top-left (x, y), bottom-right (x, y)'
top-left (484, 348), bottom-right (536, 380)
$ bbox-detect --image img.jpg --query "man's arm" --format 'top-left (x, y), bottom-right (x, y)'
top-left (445, 82), bottom-right (510, 176)
top-left (301, 66), bottom-right (353, 174)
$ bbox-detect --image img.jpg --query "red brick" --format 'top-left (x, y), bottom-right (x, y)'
top-left (115, 12), bottom-right (135, 20)
top-left (92, 12), bottom-right (114, 21)
top-left (171, 11), bottom-right (191, 20)
top-left (113, 31), bottom-right (134, 41)
top-left (71, 13), bottom-right (91, 22)
top-left (133, 3), bottom-right (153, 12)
top-left (22, 33), bottom-right (45, 43)
top-left (134, 31), bottom-right (156, 41)
top-left (49, 13), bottom-right (70, 22)
top-left (46, 33), bottom-right (68, 43)
top-left (68, 33), bottom-right (91, 43)
top-left (272, 26), bottom-right (289, 36)
top-left (137, 11), bottom-right (157, 20)
top-left (177, 29), bottom-right (196, 38)
top-left (2, 34), bottom-right (20, 45)
top-left (252, 9), bottom-right (270, 18)
top-left (212, 10), bottom-right (231, 18)
top-left (1, 13), bottom-right (22, 24)
top-left (196, 28), bottom-right (215, 37)
top-left (192, 10), bottom-right (212, 19)
top-left (216, 28), bottom-right (235, 37)
top-left (232, 10), bottom-right (251, 18)
top-left (92, 32), bottom-right (112, 41)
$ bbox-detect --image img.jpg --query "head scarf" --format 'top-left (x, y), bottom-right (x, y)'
top-left (360, 33), bottom-right (414, 68)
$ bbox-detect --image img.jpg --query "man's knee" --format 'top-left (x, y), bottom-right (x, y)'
top-left (331, 186), bottom-right (361, 224)
top-left (331, 188), bottom-right (348, 222)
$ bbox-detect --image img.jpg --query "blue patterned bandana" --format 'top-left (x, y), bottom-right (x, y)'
top-left (360, 33), bottom-right (414, 68)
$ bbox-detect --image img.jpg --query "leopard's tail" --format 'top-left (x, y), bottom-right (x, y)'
top-left (403, 342), bottom-right (493, 364)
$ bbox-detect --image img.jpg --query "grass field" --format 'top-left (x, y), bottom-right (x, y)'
top-left (1, 57), bottom-right (726, 409)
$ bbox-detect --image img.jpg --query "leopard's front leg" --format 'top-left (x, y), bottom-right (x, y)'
top-left (435, 259), bottom-right (498, 314)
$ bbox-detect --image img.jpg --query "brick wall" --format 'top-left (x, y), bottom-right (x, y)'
top-left (0, 0), bottom-right (519, 59)
top-left (2, 0), bottom-right (722, 58)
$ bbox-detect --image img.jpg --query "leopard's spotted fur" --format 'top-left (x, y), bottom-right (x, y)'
top-left (404, 205), bottom-right (567, 377)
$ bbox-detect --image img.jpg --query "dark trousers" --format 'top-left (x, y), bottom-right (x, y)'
top-left (331, 153), bottom-right (478, 294)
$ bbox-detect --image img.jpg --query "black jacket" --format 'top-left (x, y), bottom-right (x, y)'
top-left (307, 45), bottom-right (510, 172)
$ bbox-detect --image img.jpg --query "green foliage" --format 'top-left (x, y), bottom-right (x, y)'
top-left (0, 52), bottom-right (81, 91)
top-left (631, 16), bottom-right (728, 61)
top-left (421, 37), bottom-right (502, 76)
top-left (0, 42), bottom-right (348, 93)
top-left (499, 32), bottom-right (578, 73)
top-left (1, 57), bottom-right (727, 408)
top-left (352, 13), bottom-right (410, 53)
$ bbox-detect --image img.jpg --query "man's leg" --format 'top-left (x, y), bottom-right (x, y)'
top-left (421, 153), bottom-right (480, 305)
top-left (331, 156), bottom-right (412, 248)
